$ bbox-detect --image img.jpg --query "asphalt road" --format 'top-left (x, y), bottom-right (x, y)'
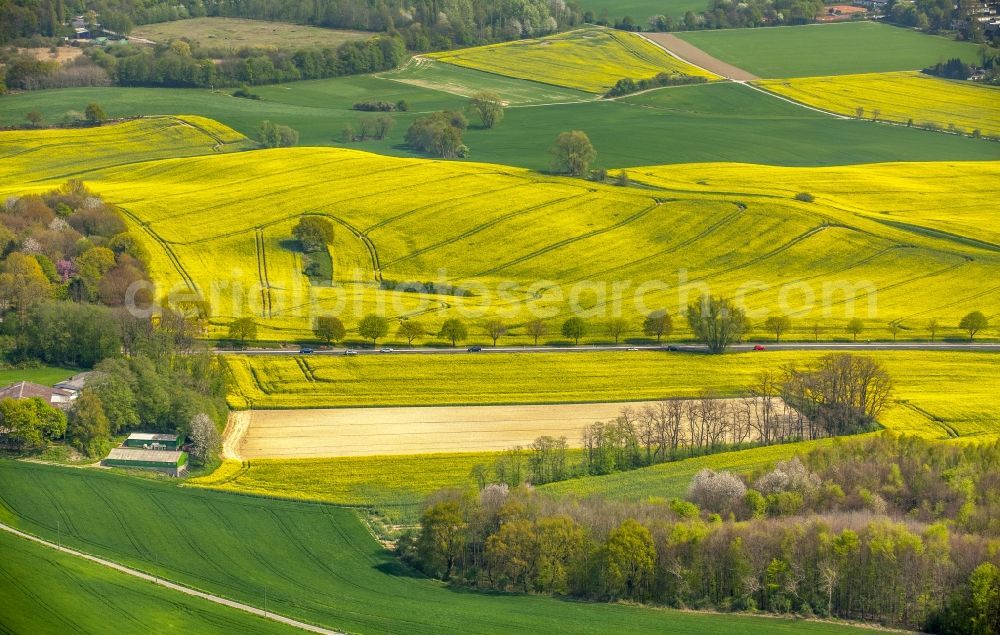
top-left (218, 342), bottom-right (1000, 356)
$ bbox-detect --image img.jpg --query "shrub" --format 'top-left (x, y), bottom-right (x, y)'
top-left (794, 192), bottom-right (814, 202)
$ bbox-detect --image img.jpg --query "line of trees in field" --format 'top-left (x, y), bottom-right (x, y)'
top-left (401, 433), bottom-right (1000, 633)
top-left (470, 353), bottom-right (889, 488)
top-left (283, 296), bottom-right (992, 352)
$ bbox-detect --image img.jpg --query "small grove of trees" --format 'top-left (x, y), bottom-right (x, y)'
top-left (405, 111), bottom-right (468, 158)
top-left (604, 72), bottom-right (706, 97)
top-left (686, 295), bottom-right (749, 353)
top-left (404, 434), bottom-right (1000, 633)
top-left (293, 216), bottom-right (334, 253)
top-left (85, 102), bottom-right (107, 123)
top-left (469, 91), bottom-right (505, 129)
top-left (781, 353), bottom-right (891, 436)
top-left (342, 114), bottom-right (394, 142)
top-left (258, 120), bottom-right (299, 148)
top-left (550, 130), bottom-right (596, 176)
top-left (0, 397), bottom-right (66, 451)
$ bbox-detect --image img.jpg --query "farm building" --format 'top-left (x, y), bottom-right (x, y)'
top-left (0, 381), bottom-right (76, 410)
top-left (102, 447), bottom-right (188, 476)
top-left (124, 432), bottom-right (184, 450)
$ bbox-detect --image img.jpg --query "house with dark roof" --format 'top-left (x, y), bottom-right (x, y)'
top-left (0, 382), bottom-right (76, 410)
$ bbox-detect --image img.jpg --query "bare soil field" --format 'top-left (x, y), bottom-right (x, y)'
top-left (235, 399), bottom-right (787, 458)
top-left (641, 33), bottom-right (760, 81)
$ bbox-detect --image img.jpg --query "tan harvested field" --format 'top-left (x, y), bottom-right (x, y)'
top-left (18, 47), bottom-right (83, 64)
top-left (237, 399), bottom-right (786, 458)
top-left (642, 33), bottom-right (759, 81)
top-left (132, 17), bottom-right (369, 51)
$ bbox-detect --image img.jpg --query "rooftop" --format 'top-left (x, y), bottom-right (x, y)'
top-left (0, 381), bottom-right (75, 404)
top-left (105, 447), bottom-right (185, 464)
top-left (127, 432), bottom-right (179, 442)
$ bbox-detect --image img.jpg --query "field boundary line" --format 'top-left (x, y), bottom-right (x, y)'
top-left (0, 521), bottom-right (344, 635)
top-left (740, 81), bottom-right (851, 119)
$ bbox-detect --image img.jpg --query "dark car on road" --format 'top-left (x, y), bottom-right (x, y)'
top-left (299, 347), bottom-right (314, 354)
top-left (467, 346), bottom-right (483, 352)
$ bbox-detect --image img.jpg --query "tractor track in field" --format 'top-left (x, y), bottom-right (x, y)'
top-left (117, 205), bottom-right (199, 295)
top-left (897, 401), bottom-right (960, 438)
top-left (0, 522), bottom-right (345, 635)
top-left (321, 214), bottom-right (383, 283)
top-left (563, 201), bottom-right (747, 284)
top-left (381, 193), bottom-right (588, 269)
top-left (361, 182), bottom-right (528, 235)
top-left (475, 199), bottom-right (662, 277)
top-left (255, 228), bottom-right (273, 318)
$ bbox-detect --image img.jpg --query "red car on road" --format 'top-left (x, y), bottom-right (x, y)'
top-left (753, 344), bottom-right (766, 351)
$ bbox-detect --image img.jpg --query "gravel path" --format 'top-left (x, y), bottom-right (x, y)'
top-left (641, 32), bottom-right (761, 81)
top-left (0, 522), bottom-right (342, 635)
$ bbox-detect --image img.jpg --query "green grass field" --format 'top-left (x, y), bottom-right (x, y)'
top-left (539, 437), bottom-right (844, 501)
top-left (226, 350), bottom-right (1000, 439)
top-left (2, 118), bottom-right (997, 341)
top-left (0, 530), bottom-right (301, 634)
top-left (132, 17), bottom-right (369, 50)
top-left (0, 366), bottom-right (76, 387)
top-left (581, 0), bottom-right (707, 20)
top-left (2, 79), bottom-right (997, 171)
top-left (0, 460), bottom-right (881, 634)
top-left (676, 22), bottom-right (987, 78)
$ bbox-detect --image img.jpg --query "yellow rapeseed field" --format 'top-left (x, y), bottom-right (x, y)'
top-left (428, 26), bottom-right (717, 93)
top-left (225, 350), bottom-right (1000, 440)
top-left (756, 71), bottom-right (1000, 137)
top-left (1, 120), bottom-right (998, 342)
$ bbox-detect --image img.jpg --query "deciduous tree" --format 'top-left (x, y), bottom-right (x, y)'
top-left (561, 316), bottom-right (587, 344)
top-left (764, 315), bottom-right (791, 342)
top-left (959, 311), bottom-right (988, 341)
top-left (469, 91), bottom-right (505, 128)
top-left (550, 130), bottom-right (596, 176)
top-left (398, 320), bottom-right (425, 345)
top-left (643, 310), bottom-right (672, 343)
top-left (686, 295), bottom-right (748, 354)
top-left (228, 317), bottom-right (257, 348)
top-left (358, 314), bottom-right (389, 345)
top-left (525, 319), bottom-right (548, 346)
top-left (484, 318), bottom-right (507, 346)
top-left (314, 316), bottom-right (346, 345)
top-left (439, 318), bottom-right (467, 346)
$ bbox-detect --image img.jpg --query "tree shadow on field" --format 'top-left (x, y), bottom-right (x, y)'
top-left (373, 560), bottom-right (427, 579)
top-left (279, 239), bottom-right (303, 252)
